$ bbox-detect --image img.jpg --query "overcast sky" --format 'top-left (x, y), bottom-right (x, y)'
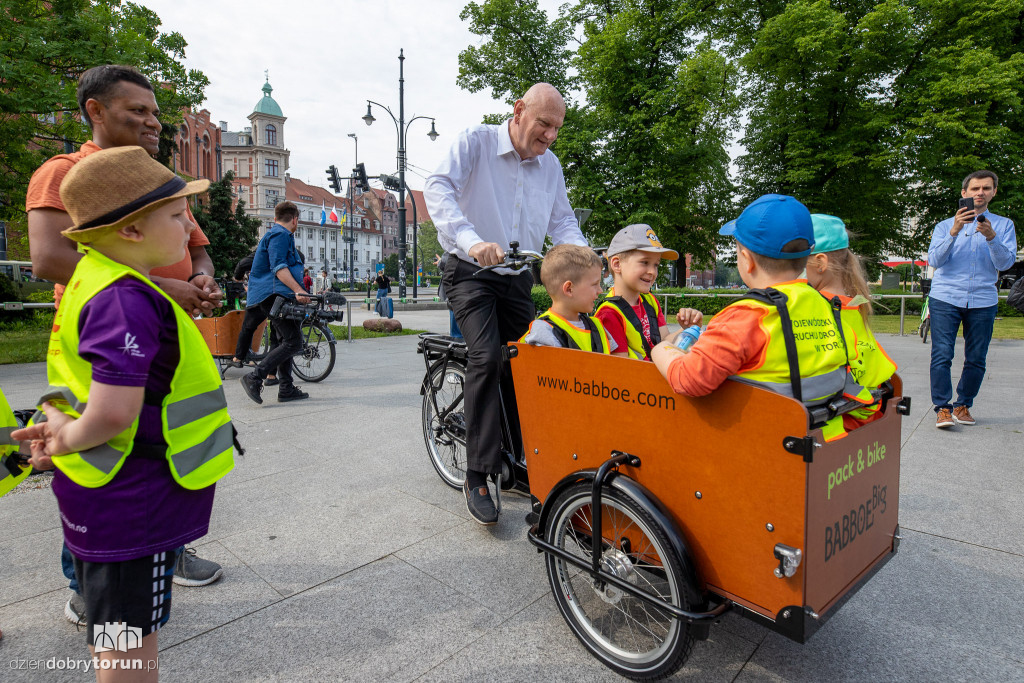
top-left (141, 0), bottom-right (563, 194)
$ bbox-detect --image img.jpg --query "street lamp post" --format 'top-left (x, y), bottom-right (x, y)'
top-left (363, 48), bottom-right (438, 299)
top-left (347, 133), bottom-right (358, 290)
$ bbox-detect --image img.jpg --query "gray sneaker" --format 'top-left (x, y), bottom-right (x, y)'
top-left (173, 547), bottom-right (224, 586)
top-left (64, 592), bottom-right (86, 626)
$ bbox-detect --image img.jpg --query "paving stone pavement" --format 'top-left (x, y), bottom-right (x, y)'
top-left (1, 310), bottom-right (1022, 682)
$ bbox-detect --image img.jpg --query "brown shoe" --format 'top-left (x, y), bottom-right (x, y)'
top-left (952, 405), bottom-right (976, 425)
top-left (935, 408), bottom-right (954, 428)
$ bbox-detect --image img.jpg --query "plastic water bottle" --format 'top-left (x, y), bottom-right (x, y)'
top-left (675, 325), bottom-right (702, 352)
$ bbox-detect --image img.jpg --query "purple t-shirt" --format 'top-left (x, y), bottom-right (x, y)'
top-left (52, 278), bottom-right (216, 562)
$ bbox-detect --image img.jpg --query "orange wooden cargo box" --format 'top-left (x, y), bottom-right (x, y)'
top-left (194, 309), bottom-right (266, 358)
top-left (511, 343), bottom-right (903, 643)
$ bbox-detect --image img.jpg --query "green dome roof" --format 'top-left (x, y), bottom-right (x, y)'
top-left (253, 79), bottom-right (283, 117)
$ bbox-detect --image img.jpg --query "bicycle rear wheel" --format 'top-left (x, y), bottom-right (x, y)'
top-left (292, 322), bottom-right (336, 382)
top-left (544, 482), bottom-right (694, 680)
top-left (421, 360), bottom-right (468, 489)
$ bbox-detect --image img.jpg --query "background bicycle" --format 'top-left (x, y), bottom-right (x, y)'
top-left (251, 292), bottom-right (346, 382)
top-left (919, 277), bottom-right (931, 343)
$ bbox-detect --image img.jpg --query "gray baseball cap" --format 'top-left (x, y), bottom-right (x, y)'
top-left (606, 224), bottom-right (679, 260)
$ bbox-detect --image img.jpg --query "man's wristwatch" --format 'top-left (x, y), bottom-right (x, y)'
top-left (187, 272), bottom-right (207, 282)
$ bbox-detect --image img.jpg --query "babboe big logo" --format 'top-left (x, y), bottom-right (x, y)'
top-left (93, 621), bottom-right (142, 652)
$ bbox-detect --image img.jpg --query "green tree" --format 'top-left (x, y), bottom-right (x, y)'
top-left (416, 220), bottom-right (444, 275)
top-left (892, 0), bottom-right (1024, 246)
top-left (0, 0), bottom-right (209, 255)
top-left (191, 172), bottom-right (260, 277)
top-left (457, 0), bottom-right (739, 264)
top-left (711, 0), bottom-right (1024, 258)
top-left (382, 253), bottom-right (412, 281)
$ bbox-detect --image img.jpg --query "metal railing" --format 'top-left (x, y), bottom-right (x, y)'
top-left (650, 292), bottom-right (1012, 336)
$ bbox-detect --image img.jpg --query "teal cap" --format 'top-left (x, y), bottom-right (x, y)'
top-left (810, 214), bottom-right (849, 254)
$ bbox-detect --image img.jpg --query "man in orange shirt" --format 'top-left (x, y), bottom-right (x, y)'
top-left (27, 65), bottom-right (221, 316)
top-left (25, 65), bottom-right (225, 627)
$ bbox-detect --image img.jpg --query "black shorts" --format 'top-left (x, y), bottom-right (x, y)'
top-left (73, 549), bottom-right (179, 647)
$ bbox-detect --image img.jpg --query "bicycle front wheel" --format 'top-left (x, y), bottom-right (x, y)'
top-left (292, 322), bottom-right (336, 382)
top-left (421, 360), bottom-right (468, 489)
top-left (545, 482), bottom-right (694, 680)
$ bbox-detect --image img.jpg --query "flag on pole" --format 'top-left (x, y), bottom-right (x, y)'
top-left (319, 201), bottom-right (326, 226)
top-left (329, 204), bottom-right (339, 223)
top-left (340, 205), bottom-right (348, 223)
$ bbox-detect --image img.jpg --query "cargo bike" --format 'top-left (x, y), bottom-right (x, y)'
top-left (196, 292), bottom-right (346, 382)
top-left (418, 247), bottom-right (909, 680)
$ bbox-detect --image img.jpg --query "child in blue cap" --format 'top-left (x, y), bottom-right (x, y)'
top-left (806, 214), bottom-right (897, 430)
top-left (652, 194), bottom-right (870, 441)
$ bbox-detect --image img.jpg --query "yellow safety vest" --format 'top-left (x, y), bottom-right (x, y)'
top-left (728, 282), bottom-right (871, 441)
top-left (0, 389), bottom-right (30, 497)
top-left (522, 309), bottom-right (612, 353)
top-left (38, 248), bottom-right (235, 489)
top-left (595, 288), bottom-right (662, 360)
top-left (826, 292), bottom-right (898, 421)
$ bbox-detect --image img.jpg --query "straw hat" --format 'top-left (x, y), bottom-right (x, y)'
top-left (59, 146), bottom-right (209, 242)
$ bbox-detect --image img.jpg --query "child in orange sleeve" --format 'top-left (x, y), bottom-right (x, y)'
top-left (652, 195), bottom-right (860, 441)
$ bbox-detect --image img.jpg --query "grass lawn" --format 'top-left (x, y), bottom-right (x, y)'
top-left (0, 324), bottom-right (428, 365)
top-left (0, 328), bottom-right (50, 364)
top-left (327, 324), bottom-right (425, 340)
top-left (869, 315), bottom-right (1024, 339)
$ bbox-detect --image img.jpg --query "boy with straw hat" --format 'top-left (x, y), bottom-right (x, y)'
top-left (13, 146), bottom-right (237, 680)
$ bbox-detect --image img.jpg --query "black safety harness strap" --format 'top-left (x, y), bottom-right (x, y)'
top-left (602, 295), bottom-right (661, 356)
top-left (538, 313), bottom-right (603, 352)
top-left (736, 288), bottom-right (803, 402)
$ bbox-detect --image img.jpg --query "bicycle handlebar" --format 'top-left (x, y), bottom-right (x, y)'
top-left (473, 241), bottom-right (544, 276)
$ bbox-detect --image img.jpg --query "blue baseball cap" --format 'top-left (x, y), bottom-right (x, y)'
top-left (719, 194), bottom-right (814, 259)
top-left (809, 214), bottom-right (849, 254)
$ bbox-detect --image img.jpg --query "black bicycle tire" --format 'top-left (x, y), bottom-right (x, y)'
top-left (544, 481), bottom-right (694, 680)
top-left (421, 360), bottom-right (468, 489)
top-left (291, 322), bottom-right (336, 382)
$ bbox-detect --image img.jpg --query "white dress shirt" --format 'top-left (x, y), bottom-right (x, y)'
top-left (424, 119), bottom-right (586, 272)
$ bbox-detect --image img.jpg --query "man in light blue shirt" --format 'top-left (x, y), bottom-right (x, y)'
top-left (927, 170), bottom-right (1017, 428)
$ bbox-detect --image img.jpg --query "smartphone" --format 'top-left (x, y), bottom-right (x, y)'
top-left (958, 197), bottom-right (975, 212)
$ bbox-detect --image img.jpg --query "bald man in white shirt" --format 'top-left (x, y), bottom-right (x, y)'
top-left (425, 83), bottom-right (587, 526)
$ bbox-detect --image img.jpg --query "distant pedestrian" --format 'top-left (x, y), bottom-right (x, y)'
top-left (315, 268), bottom-right (331, 295)
top-left (303, 268), bottom-right (313, 293)
top-left (239, 201), bottom-right (312, 405)
top-left (928, 170), bottom-right (1017, 428)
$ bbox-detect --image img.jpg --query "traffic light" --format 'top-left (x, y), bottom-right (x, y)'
top-left (379, 174), bottom-right (402, 192)
top-left (326, 165), bottom-right (341, 193)
top-left (353, 163), bottom-right (370, 192)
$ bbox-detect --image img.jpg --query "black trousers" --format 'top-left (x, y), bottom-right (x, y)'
top-left (442, 256), bottom-right (534, 474)
top-left (234, 306), bottom-right (279, 362)
top-left (254, 295), bottom-right (301, 386)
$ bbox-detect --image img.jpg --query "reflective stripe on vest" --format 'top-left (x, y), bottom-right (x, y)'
top-left (40, 248), bottom-right (234, 489)
top-left (596, 290), bottom-right (661, 360)
top-left (1, 389), bottom-right (30, 497)
top-left (829, 294), bottom-right (898, 420)
top-left (726, 282), bottom-right (856, 441)
top-left (527, 310), bottom-right (612, 353)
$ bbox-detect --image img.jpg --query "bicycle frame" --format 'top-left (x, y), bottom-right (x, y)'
top-left (418, 334), bottom-right (527, 488)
